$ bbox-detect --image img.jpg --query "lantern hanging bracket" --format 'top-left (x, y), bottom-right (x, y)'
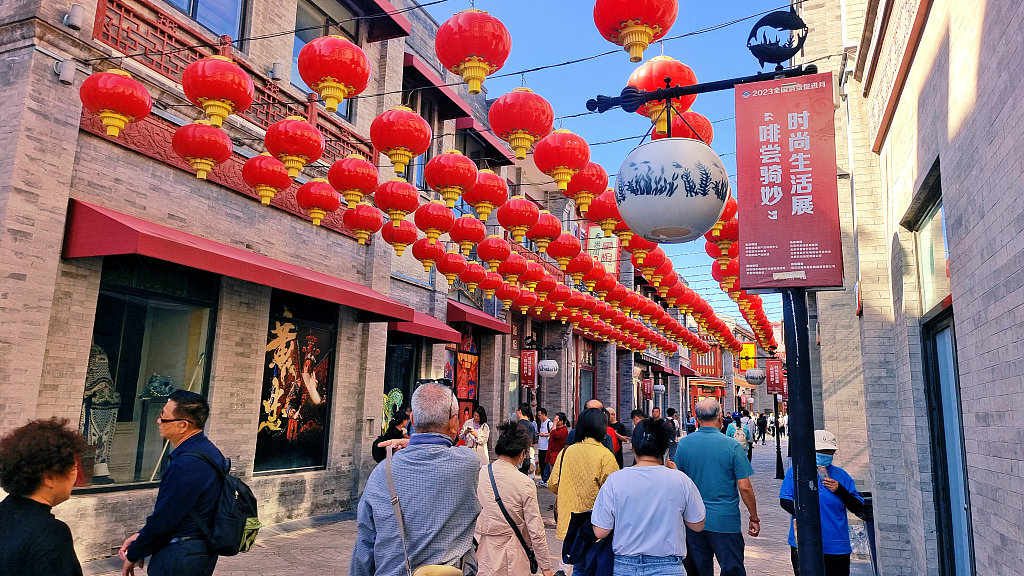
top-left (586, 63), bottom-right (818, 114)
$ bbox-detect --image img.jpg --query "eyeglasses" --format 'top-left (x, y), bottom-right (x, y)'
top-left (157, 417), bottom-right (193, 425)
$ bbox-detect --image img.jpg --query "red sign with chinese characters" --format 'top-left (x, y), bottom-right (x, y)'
top-left (766, 358), bottom-right (785, 395)
top-left (735, 72), bottom-right (844, 289)
top-left (521, 350), bottom-right (537, 389)
top-left (642, 378), bottom-right (653, 400)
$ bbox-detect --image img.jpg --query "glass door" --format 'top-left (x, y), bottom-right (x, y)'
top-left (924, 311), bottom-right (975, 575)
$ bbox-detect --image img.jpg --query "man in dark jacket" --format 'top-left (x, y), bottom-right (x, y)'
top-left (119, 390), bottom-right (224, 576)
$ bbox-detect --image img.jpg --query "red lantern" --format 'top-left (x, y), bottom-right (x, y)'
top-left (627, 56), bottom-right (697, 135)
top-left (374, 178), bottom-right (421, 225)
top-left (547, 232), bottom-right (582, 271)
top-left (295, 178), bottom-right (341, 226)
top-left (480, 271), bottom-right (504, 299)
top-left (411, 237), bottom-right (446, 272)
top-left (462, 169), bottom-right (509, 221)
top-left (477, 235), bottom-right (511, 272)
top-left (652, 110), bottom-right (714, 144)
top-left (328, 154), bottom-right (379, 206)
top-left (497, 195), bottom-right (540, 243)
top-left (425, 150), bottom-right (478, 208)
top-left (495, 282), bottom-right (522, 310)
top-left (297, 35), bottom-right (370, 112)
top-left (565, 162), bottom-right (609, 215)
top-left (593, 273), bottom-right (617, 299)
top-left (449, 215), bottom-right (487, 256)
top-left (533, 129), bottom-right (590, 191)
top-left (370, 106), bottom-right (432, 175)
top-left (381, 219), bottom-right (418, 256)
top-left (705, 238), bottom-right (739, 270)
top-left (566, 252), bottom-right (595, 285)
top-left (605, 283), bottom-right (628, 307)
top-left (436, 251), bottom-right (468, 289)
top-left (612, 220), bottom-right (635, 248)
top-left (343, 202), bottom-right (384, 244)
top-left (632, 246), bottom-right (665, 277)
top-left (414, 200), bottom-right (456, 244)
top-left (586, 188), bottom-right (622, 236)
top-left (182, 55), bottom-right (254, 127)
top-left (460, 262), bottom-right (488, 292)
top-left (548, 284), bottom-right (572, 311)
top-left (435, 9), bottom-right (511, 94)
top-left (265, 116), bottom-right (325, 178)
top-left (622, 235), bottom-right (656, 265)
top-left (534, 274), bottom-right (558, 300)
top-left (583, 262), bottom-right (607, 292)
top-left (526, 210), bottom-right (563, 253)
top-left (242, 153), bottom-right (292, 205)
top-left (513, 290), bottom-right (538, 314)
top-left (79, 69), bottom-right (152, 138)
top-left (620, 291), bottom-right (640, 317)
top-left (497, 252), bottom-right (528, 284)
top-left (488, 88), bottom-right (554, 159)
top-left (172, 121), bottom-right (232, 180)
top-left (593, 0), bottom-right (678, 62)
top-left (519, 262), bottom-right (546, 292)
top-left (650, 258), bottom-right (674, 287)
top-left (707, 196), bottom-right (738, 237)
top-left (658, 270), bottom-right (679, 297)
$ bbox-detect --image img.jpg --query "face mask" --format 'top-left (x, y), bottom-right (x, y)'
top-left (816, 453), bottom-right (834, 467)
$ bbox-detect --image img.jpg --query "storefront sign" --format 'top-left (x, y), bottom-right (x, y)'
top-left (521, 350), bottom-right (537, 388)
top-left (642, 377), bottom-right (653, 400)
top-left (739, 343), bottom-right (757, 370)
top-left (586, 224), bottom-right (620, 277)
top-left (735, 72), bottom-right (844, 289)
top-left (766, 358), bottom-right (784, 395)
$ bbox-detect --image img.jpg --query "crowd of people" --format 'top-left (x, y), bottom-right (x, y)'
top-left (0, 384), bottom-right (858, 576)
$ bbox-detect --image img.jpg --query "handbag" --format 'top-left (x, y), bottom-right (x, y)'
top-left (487, 463), bottom-right (540, 574)
top-left (385, 447), bottom-right (463, 576)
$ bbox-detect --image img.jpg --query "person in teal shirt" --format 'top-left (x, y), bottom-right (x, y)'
top-left (780, 429), bottom-right (863, 576)
top-left (674, 399), bottom-right (760, 576)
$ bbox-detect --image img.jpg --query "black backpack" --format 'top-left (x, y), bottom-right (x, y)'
top-left (186, 451), bottom-right (261, 555)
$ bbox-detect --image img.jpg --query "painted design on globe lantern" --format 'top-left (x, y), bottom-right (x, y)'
top-left (617, 159), bottom-right (728, 202)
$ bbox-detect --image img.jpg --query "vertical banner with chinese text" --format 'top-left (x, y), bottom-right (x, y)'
top-left (735, 72), bottom-right (844, 289)
top-left (739, 343), bottom-right (757, 370)
top-left (521, 350), bottom-right (537, 389)
top-left (766, 358), bottom-right (785, 395)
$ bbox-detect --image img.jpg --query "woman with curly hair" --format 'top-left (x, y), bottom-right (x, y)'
top-left (0, 417), bottom-right (89, 575)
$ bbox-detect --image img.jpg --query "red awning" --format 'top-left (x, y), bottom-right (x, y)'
top-left (653, 365), bottom-right (681, 376)
top-left (455, 117), bottom-right (515, 165)
top-left (403, 52), bottom-right (473, 120)
top-left (678, 365), bottom-right (700, 377)
top-left (389, 311), bottom-right (461, 343)
top-left (447, 300), bottom-right (511, 334)
top-left (63, 199), bottom-right (414, 323)
top-left (364, 0), bottom-right (412, 42)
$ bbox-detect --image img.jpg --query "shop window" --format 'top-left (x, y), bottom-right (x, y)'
top-left (455, 128), bottom-right (489, 169)
top-left (79, 256), bottom-right (218, 488)
top-left (254, 290), bottom-right (337, 473)
top-left (402, 89), bottom-right (437, 190)
top-left (383, 331), bottom-right (421, 433)
top-left (291, 0), bottom-right (358, 121)
top-left (915, 202), bottom-right (950, 313)
top-left (166, 0), bottom-right (249, 44)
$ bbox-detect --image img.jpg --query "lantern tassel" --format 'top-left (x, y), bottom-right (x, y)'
top-left (198, 98), bottom-right (233, 127)
top-left (309, 208), bottom-right (326, 226)
top-left (507, 130), bottom-right (535, 160)
top-left (458, 57), bottom-right (490, 95)
top-left (618, 21), bottom-right (657, 63)
top-left (313, 79), bottom-right (351, 113)
top-left (255, 184), bottom-right (277, 205)
top-left (98, 110), bottom-right (131, 138)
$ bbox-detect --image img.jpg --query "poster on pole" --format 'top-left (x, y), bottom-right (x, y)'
top-left (739, 343), bottom-right (757, 371)
top-left (765, 358), bottom-right (785, 395)
top-left (521, 350), bottom-right (537, 389)
top-left (735, 72), bottom-right (844, 289)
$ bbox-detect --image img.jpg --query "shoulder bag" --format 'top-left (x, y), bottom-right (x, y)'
top-left (385, 446), bottom-right (462, 576)
top-left (487, 463), bottom-right (539, 574)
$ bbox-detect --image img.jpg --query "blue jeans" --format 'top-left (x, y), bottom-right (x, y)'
top-left (682, 529), bottom-right (745, 576)
top-left (148, 539), bottom-right (217, 576)
top-left (614, 554), bottom-right (685, 575)
top-left (541, 462), bottom-right (552, 482)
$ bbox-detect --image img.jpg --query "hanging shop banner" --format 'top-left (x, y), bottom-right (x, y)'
top-left (739, 343), bottom-right (757, 370)
top-left (521, 349), bottom-right (538, 389)
top-left (642, 377), bottom-right (654, 400)
top-left (586, 224), bottom-right (620, 277)
top-left (781, 367), bottom-right (789, 402)
top-left (735, 72), bottom-right (844, 289)
top-left (765, 358), bottom-right (785, 395)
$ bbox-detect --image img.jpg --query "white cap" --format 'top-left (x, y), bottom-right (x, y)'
top-left (814, 429), bottom-right (838, 451)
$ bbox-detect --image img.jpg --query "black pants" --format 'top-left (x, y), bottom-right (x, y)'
top-left (148, 539), bottom-right (217, 576)
top-left (790, 547), bottom-right (850, 576)
top-left (683, 528), bottom-right (745, 576)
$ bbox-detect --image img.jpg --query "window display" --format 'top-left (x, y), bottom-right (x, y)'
top-left (81, 256), bottom-right (217, 487)
top-left (254, 291), bottom-right (337, 473)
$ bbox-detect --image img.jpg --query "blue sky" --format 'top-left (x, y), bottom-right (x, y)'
top-left (425, 0), bottom-right (788, 322)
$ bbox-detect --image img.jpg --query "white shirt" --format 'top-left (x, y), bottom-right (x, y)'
top-left (537, 418), bottom-right (553, 450)
top-left (592, 466), bottom-right (706, 557)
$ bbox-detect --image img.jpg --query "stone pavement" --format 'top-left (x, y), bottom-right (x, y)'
top-left (83, 433), bottom-right (872, 576)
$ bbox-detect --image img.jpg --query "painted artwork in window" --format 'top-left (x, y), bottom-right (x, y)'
top-left (456, 352), bottom-right (478, 401)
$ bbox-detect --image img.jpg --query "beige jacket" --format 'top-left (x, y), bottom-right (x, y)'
top-left (475, 459), bottom-right (552, 575)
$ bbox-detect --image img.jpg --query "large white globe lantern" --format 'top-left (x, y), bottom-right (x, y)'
top-left (537, 360), bottom-right (559, 378)
top-left (745, 368), bottom-right (767, 386)
top-left (615, 138), bottom-right (730, 243)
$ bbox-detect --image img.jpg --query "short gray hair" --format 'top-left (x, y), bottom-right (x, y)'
top-left (694, 398), bottom-right (721, 423)
top-left (411, 383), bottom-right (457, 432)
